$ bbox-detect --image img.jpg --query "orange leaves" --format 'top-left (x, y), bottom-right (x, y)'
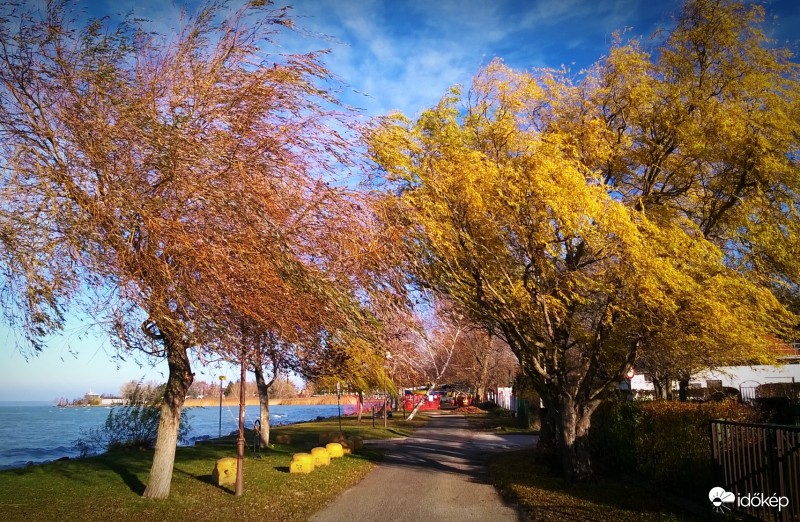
top-left (0, 0), bottom-right (383, 359)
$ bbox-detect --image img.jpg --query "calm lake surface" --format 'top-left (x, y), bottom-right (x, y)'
top-left (0, 401), bottom-right (341, 470)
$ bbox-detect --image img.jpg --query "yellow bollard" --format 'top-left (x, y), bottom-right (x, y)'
top-left (311, 447), bottom-right (331, 466)
top-left (212, 457), bottom-right (237, 486)
top-left (290, 452), bottom-right (315, 474)
top-left (325, 442), bottom-right (344, 458)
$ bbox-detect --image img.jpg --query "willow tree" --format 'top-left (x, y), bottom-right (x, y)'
top-left (400, 303), bottom-right (467, 421)
top-left (213, 181), bottom-right (407, 447)
top-left (443, 329), bottom-right (518, 403)
top-left (563, 0), bottom-right (800, 395)
top-left (309, 330), bottom-right (390, 421)
top-left (368, 0), bottom-right (797, 481)
top-left (0, 201), bottom-right (74, 351)
top-left (0, 0), bottom-right (356, 498)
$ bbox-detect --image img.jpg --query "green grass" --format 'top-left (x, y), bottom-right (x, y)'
top-left (489, 448), bottom-right (708, 522)
top-left (261, 411), bottom-right (428, 443)
top-left (463, 408), bottom-right (536, 433)
top-left (0, 414), bottom-right (429, 522)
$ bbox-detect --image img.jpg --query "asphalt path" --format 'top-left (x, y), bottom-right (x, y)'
top-left (310, 413), bottom-right (538, 522)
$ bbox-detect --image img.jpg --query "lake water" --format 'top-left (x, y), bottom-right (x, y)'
top-left (0, 401), bottom-right (342, 470)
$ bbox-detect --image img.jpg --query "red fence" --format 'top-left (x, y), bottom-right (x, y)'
top-left (404, 391), bottom-right (440, 411)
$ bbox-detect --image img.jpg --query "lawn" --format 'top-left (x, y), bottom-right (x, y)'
top-left (0, 414), bottom-right (429, 522)
top-left (465, 406), bottom-right (728, 521)
top-left (461, 406), bottom-right (536, 433)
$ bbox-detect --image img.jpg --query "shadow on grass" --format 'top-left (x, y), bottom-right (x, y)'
top-left (104, 458), bottom-right (146, 495)
top-left (490, 449), bottom-right (704, 521)
top-left (349, 449), bottom-right (384, 463)
top-left (54, 450), bottom-right (151, 494)
top-left (274, 466), bottom-right (290, 473)
top-left (171, 465), bottom-right (237, 494)
top-left (196, 474), bottom-right (236, 494)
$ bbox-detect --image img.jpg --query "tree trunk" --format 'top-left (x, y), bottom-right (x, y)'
top-left (143, 339), bottom-right (193, 499)
top-left (651, 372), bottom-right (673, 400)
top-left (235, 359), bottom-right (245, 496)
top-left (558, 396), bottom-right (599, 483)
top-left (254, 366), bottom-right (271, 447)
top-left (535, 392), bottom-right (557, 448)
top-left (357, 390), bottom-right (363, 423)
top-left (652, 377), bottom-right (667, 400)
top-left (475, 351), bottom-right (491, 403)
top-left (678, 378), bottom-right (689, 402)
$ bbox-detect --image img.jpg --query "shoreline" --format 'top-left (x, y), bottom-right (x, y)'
top-left (43, 395), bottom-right (360, 408)
top-left (183, 395), bottom-right (359, 408)
top-left (0, 399), bottom-right (356, 470)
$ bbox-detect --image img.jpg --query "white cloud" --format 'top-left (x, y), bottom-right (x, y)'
top-left (283, 0), bottom-right (523, 117)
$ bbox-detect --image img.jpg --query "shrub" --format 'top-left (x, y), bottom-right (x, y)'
top-left (75, 384), bottom-right (191, 457)
top-left (590, 399), bottom-right (764, 499)
top-left (513, 374), bottom-right (541, 429)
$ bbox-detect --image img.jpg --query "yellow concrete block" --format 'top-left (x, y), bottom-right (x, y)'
top-left (311, 447), bottom-right (331, 466)
top-left (292, 453), bottom-right (314, 464)
top-left (290, 460), bottom-right (313, 474)
top-left (290, 452), bottom-right (315, 474)
top-left (325, 442), bottom-right (344, 458)
top-left (212, 457), bottom-right (237, 486)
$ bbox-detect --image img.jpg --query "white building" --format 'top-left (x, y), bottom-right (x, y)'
top-left (628, 341), bottom-right (799, 400)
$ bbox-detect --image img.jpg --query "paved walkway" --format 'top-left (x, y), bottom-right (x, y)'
top-left (310, 413), bottom-right (537, 522)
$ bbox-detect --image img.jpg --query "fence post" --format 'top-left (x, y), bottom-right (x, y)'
top-left (710, 420), bottom-right (800, 522)
top-left (710, 421), bottom-right (719, 462)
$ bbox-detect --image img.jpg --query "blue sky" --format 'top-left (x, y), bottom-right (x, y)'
top-left (1, 0), bottom-right (798, 401)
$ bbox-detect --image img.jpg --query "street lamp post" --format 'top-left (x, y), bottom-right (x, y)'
top-left (218, 375), bottom-right (226, 438)
top-left (383, 351), bottom-right (392, 429)
top-left (336, 381), bottom-right (342, 432)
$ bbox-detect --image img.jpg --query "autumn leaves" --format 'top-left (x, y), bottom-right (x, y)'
top-left (0, 0), bottom-right (797, 489)
top-left (366, 0), bottom-right (799, 481)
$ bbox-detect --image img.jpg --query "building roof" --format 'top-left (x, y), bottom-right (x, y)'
top-left (766, 336), bottom-right (800, 360)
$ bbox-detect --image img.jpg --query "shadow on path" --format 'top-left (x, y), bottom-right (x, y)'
top-left (311, 413), bottom-right (537, 522)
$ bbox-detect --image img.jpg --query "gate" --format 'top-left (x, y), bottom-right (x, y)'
top-left (711, 420), bottom-right (800, 521)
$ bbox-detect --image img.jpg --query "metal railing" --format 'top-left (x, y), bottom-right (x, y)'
top-left (710, 420), bottom-right (800, 521)
top-left (740, 386), bottom-right (759, 405)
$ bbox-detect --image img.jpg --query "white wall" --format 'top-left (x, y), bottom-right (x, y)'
top-left (496, 386), bottom-right (512, 409)
top-left (627, 363), bottom-right (800, 392)
top-left (692, 364), bottom-right (799, 389)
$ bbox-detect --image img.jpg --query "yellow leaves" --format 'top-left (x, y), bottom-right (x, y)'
top-left (369, 5), bottom-right (799, 394)
top-left (365, 113), bottom-right (418, 184)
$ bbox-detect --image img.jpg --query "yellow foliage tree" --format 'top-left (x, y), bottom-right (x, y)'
top-left (367, 0), bottom-right (798, 482)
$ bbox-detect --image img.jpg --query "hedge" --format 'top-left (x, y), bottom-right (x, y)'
top-left (589, 399), bottom-right (764, 500)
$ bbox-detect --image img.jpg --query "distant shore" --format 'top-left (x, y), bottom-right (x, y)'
top-left (183, 395), bottom-right (359, 408)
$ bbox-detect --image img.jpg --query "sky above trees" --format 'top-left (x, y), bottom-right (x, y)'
top-left (1, 0), bottom-right (798, 402)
